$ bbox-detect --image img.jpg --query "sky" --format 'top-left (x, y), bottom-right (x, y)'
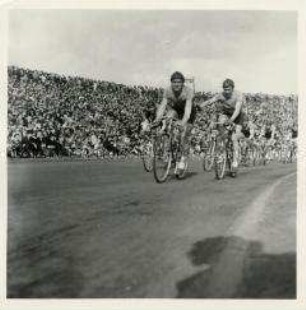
top-left (8, 10), bottom-right (297, 94)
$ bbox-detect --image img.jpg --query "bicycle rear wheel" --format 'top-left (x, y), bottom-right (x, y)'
top-left (214, 138), bottom-right (227, 180)
top-left (142, 141), bottom-right (154, 172)
top-left (153, 134), bottom-right (172, 183)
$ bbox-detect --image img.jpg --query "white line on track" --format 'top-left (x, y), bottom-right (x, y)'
top-left (202, 171), bottom-right (296, 297)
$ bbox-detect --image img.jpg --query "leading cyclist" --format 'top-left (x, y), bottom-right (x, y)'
top-left (154, 71), bottom-right (196, 171)
top-left (199, 78), bottom-right (248, 172)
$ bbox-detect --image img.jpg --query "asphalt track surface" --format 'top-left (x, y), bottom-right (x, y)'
top-left (7, 159), bottom-right (296, 298)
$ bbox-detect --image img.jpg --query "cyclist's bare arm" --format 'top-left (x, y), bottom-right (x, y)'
top-left (199, 96), bottom-right (218, 109)
top-left (230, 95), bottom-right (243, 122)
top-left (155, 97), bottom-right (167, 122)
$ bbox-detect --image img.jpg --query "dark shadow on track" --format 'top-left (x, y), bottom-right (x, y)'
top-left (179, 171), bottom-right (199, 180)
top-left (168, 171), bottom-right (199, 181)
top-left (176, 236), bottom-right (296, 299)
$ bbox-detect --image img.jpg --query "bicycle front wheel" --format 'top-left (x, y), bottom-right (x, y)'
top-left (214, 139), bottom-right (227, 180)
top-left (142, 141), bottom-right (154, 172)
top-left (153, 134), bottom-right (172, 183)
top-left (203, 139), bottom-right (215, 172)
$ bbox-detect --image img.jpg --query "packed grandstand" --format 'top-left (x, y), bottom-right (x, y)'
top-left (7, 66), bottom-right (298, 160)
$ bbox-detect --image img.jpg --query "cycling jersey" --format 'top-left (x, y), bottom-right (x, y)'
top-left (213, 90), bottom-right (248, 126)
top-left (163, 85), bottom-right (196, 123)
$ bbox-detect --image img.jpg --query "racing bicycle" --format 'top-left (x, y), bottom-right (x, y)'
top-left (152, 117), bottom-right (189, 183)
top-left (214, 121), bottom-right (237, 179)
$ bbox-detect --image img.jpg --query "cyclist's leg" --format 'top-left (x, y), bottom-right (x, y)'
top-left (181, 122), bottom-right (192, 156)
top-left (232, 112), bottom-right (250, 169)
top-left (232, 124), bottom-right (245, 168)
top-left (178, 116), bottom-right (194, 169)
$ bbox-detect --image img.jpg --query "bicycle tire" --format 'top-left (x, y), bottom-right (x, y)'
top-left (214, 138), bottom-right (226, 180)
top-left (142, 141), bottom-right (154, 172)
top-left (203, 139), bottom-right (215, 172)
top-left (153, 134), bottom-right (172, 183)
top-left (227, 141), bottom-right (237, 178)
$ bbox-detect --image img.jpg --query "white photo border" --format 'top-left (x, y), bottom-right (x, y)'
top-left (0, 1), bottom-right (305, 310)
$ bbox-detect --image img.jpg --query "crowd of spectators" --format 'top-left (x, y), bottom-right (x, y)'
top-left (8, 66), bottom-right (160, 158)
top-left (7, 66), bottom-right (298, 159)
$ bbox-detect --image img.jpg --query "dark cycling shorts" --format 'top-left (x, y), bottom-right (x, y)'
top-left (169, 105), bottom-right (197, 124)
top-left (233, 111), bottom-right (248, 126)
top-left (221, 110), bottom-right (249, 136)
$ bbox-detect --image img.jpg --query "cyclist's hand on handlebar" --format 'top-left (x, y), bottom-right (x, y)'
top-left (223, 119), bottom-right (233, 126)
top-left (151, 119), bottom-right (161, 128)
top-left (176, 120), bottom-right (185, 127)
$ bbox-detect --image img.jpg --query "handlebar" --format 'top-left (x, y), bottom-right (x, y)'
top-left (214, 121), bottom-right (235, 128)
top-left (150, 116), bottom-right (170, 129)
top-left (151, 116), bottom-right (183, 129)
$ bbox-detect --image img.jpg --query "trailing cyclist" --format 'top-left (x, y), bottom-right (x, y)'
top-left (199, 78), bottom-right (249, 173)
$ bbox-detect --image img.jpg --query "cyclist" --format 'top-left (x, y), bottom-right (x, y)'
top-left (154, 71), bottom-right (196, 171)
top-left (199, 78), bottom-right (248, 172)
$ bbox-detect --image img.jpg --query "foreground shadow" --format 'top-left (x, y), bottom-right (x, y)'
top-left (7, 254), bottom-right (84, 298)
top-left (177, 236), bottom-right (296, 298)
top-left (180, 171), bottom-right (199, 180)
top-left (169, 171), bottom-right (198, 181)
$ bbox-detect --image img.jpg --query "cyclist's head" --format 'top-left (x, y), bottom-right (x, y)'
top-left (170, 71), bottom-right (185, 92)
top-left (222, 78), bottom-right (234, 98)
